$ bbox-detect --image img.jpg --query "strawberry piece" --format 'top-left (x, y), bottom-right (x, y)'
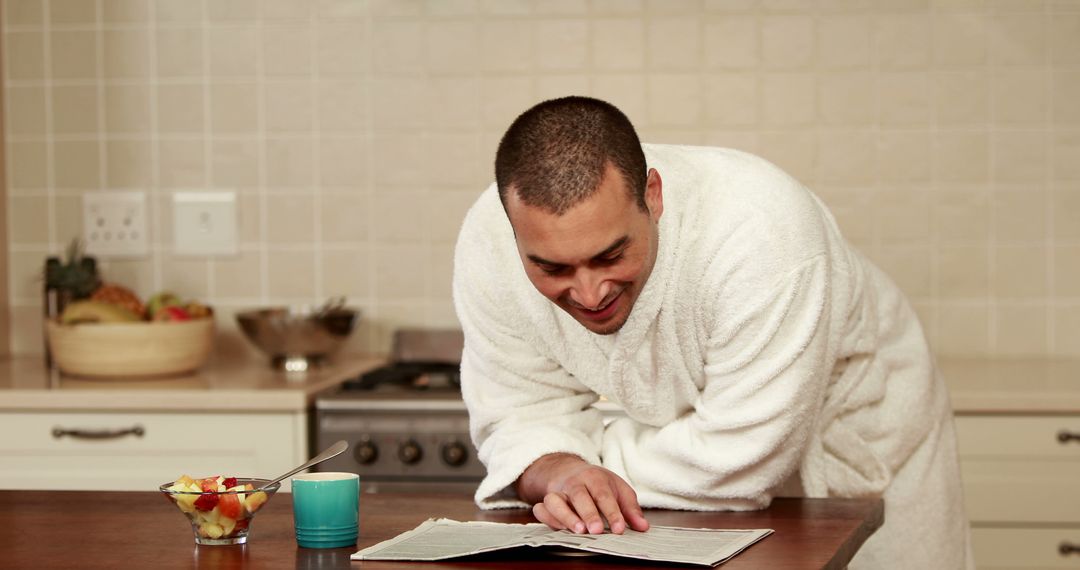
top-left (234, 519), bottom-right (249, 532)
top-left (193, 493), bottom-right (219, 512)
top-left (222, 477), bottom-right (238, 489)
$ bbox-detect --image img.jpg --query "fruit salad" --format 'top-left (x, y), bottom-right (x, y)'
top-left (163, 475), bottom-right (271, 541)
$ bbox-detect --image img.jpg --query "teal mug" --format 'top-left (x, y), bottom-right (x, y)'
top-left (291, 472), bottom-right (359, 549)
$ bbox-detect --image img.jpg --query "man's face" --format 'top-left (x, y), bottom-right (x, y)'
top-left (505, 163), bottom-right (663, 335)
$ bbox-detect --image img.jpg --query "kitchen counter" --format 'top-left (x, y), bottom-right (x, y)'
top-left (1, 354), bottom-right (1076, 414)
top-left (0, 491), bottom-right (883, 570)
top-left (939, 356), bottom-right (1080, 414)
top-left (0, 353), bottom-right (384, 412)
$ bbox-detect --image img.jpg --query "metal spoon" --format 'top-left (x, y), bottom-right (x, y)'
top-left (257, 440), bottom-right (349, 490)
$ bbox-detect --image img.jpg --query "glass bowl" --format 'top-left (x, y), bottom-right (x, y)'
top-left (160, 476), bottom-right (280, 545)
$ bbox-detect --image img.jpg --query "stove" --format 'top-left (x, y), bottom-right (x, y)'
top-left (314, 329), bottom-right (481, 494)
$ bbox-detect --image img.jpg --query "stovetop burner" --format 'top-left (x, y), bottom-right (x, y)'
top-left (341, 361), bottom-right (461, 392)
top-left (339, 328), bottom-right (464, 394)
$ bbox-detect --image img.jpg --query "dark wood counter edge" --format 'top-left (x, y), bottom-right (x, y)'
top-left (822, 497), bottom-right (884, 570)
top-left (0, 491), bottom-right (886, 570)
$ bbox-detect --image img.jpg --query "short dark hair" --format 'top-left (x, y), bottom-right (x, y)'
top-left (494, 96), bottom-right (647, 215)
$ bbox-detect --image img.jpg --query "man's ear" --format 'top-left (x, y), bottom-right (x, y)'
top-left (645, 168), bottom-right (663, 221)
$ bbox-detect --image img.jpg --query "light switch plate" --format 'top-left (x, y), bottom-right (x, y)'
top-left (172, 191), bottom-right (238, 256)
top-left (83, 191), bottom-right (149, 257)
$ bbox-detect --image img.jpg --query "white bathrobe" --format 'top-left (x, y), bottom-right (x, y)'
top-left (452, 144), bottom-right (973, 569)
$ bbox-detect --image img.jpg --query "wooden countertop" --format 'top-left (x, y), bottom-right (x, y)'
top-left (0, 491), bottom-right (883, 570)
top-left (0, 354), bottom-right (384, 412)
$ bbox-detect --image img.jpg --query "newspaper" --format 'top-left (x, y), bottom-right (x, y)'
top-left (351, 518), bottom-right (773, 567)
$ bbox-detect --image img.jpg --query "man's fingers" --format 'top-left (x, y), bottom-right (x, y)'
top-left (615, 479), bottom-right (650, 532)
top-left (542, 492), bottom-right (586, 534)
top-left (594, 481), bottom-right (628, 535)
top-left (601, 506), bottom-right (627, 534)
top-left (525, 461), bottom-right (647, 536)
top-left (575, 474), bottom-right (633, 534)
top-left (532, 502), bottom-right (569, 531)
top-left (566, 486), bottom-right (606, 534)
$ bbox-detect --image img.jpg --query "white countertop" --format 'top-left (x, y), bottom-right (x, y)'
top-left (1, 354), bottom-right (1077, 414)
top-left (0, 354), bottom-right (384, 413)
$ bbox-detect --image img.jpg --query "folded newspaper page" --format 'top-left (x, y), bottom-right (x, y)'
top-left (352, 518), bottom-right (773, 567)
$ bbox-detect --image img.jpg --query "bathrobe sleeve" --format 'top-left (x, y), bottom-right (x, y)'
top-left (602, 254), bottom-right (833, 511)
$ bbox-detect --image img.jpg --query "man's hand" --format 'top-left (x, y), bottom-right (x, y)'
top-left (516, 453), bottom-right (650, 535)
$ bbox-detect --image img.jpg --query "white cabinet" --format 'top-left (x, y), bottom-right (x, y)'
top-left (0, 411), bottom-right (307, 492)
top-left (955, 415), bottom-right (1080, 569)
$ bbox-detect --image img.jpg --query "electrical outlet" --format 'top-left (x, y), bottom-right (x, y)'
top-left (172, 191), bottom-right (238, 256)
top-left (83, 191), bottom-right (149, 257)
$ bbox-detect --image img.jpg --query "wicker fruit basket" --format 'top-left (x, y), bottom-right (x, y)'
top-left (46, 319), bottom-right (214, 378)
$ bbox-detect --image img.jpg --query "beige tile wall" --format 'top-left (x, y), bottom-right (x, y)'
top-left (3, 0), bottom-right (1080, 358)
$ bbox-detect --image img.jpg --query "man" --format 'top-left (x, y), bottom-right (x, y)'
top-left (452, 96), bottom-right (972, 568)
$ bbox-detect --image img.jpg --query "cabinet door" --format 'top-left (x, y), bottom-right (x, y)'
top-left (0, 411), bottom-right (306, 491)
top-left (955, 416), bottom-right (1080, 524)
top-left (972, 528), bottom-right (1080, 569)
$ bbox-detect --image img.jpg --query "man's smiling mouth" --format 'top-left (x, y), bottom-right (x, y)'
top-left (572, 290), bottom-right (623, 320)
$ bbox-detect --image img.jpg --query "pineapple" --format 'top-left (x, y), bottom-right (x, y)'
top-left (91, 283), bottom-right (146, 318)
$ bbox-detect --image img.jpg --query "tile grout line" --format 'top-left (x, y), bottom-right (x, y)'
top-left (986, 2), bottom-right (998, 356)
top-left (1044, 4), bottom-right (1057, 354)
top-left (95, 0), bottom-right (106, 198)
top-left (256, 0), bottom-right (272, 305)
top-left (201, 0), bottom-right (214, 299)
top-left (364, 6), bottom-right (377, 351)
top-left (303, 6), bottom-right (319, 305)
top-left (43, 0), bottom-right (56, 259)
top-left (927, 1), bottom-right (942, 354)
top-left (308, 3), bottom-right (323, 308)
top-left (147, 0), bottom-right (163, 293)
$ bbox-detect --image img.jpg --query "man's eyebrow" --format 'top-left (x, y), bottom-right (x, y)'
top-left (526, 236), bottom-right (630, 267)
top-left (593, 236), bottom-right (629, 259)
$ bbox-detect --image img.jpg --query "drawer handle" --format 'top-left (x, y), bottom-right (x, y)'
top-left (1057, 430), bottom-right (1080, 444)
top-left (1060, 542), bottom-right (1080, 556)
top-left (52, 425), bottom-right (145, 440)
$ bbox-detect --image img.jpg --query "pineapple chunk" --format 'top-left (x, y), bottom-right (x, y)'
top-left (201, 506), bottom-right (220, 525)
top-left (221, 516), bottom-right (237, 536)
top-left (176, 497), bottom-right (196, 513)
top-left (168, 482), bottom-right (199, 511)
top-left (203, 523), bottom-right (225, 539)
top-left (244, 491), bottom-right (269, 514)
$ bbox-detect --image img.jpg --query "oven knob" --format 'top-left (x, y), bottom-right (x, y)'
top-left (440, 441), bottom-right (469, 467)
top-left (353, 440), bottom-right (379, 465)
top-left (397, 439), bottom-right (423, 465)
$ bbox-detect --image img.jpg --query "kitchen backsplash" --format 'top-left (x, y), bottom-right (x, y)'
top-left (3, 0), bottom-right (1079, 357)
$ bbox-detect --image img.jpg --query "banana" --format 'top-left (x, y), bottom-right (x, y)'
top-left (60, 300), bottom-right (142, 324)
